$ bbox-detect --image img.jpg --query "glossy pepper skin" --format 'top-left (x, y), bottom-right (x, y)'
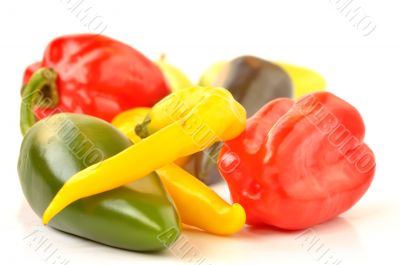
top-left (21, 34), bottom-right (170, 124)
top-left (219, 93), bottom-right (376, 229)
top-left (112, 107), bottom-right (246, 236)
top-left (18, 113), bottom-right (180, 251)
top-left (43, 86), bottom-right (246, 224)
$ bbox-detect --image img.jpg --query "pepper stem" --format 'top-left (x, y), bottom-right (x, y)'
top-left (20, 68), bottom-right (58, 136)
top-left (135, 115), bottom-right (151, 138)
top-left (158, 53), bottom-right (166, 62)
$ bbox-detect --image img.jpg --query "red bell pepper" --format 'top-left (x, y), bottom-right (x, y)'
top-left (219, 92), bottom-right (375, 229)
top-left (20, 34), bottom-right (170, 134)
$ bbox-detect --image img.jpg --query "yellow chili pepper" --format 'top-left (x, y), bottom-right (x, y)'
top-left (112, 107), bottom-right (246, 236)
top-left (43, 86), bottom-right (246, 225)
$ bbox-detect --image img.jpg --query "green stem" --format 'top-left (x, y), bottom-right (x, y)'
top-left (134, 115), bottom-right (151, 138)
top-left (20, 68), bottom-right (58, 136)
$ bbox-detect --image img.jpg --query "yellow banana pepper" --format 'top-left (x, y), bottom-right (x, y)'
top-left (112, 106), bottom-right (246, 236)
top-left (43, 87), bottom-right (246, 226)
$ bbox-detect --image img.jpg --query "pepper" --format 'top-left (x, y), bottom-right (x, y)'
top-left (112, 107), bottom-right (246, 235)
top-left (20, 34), bottom-right (170, 134)
top-left (18, 113), bottom-right (180, 251)
top-left (192, 56), bottom-right (326, 185)
top-left (42, 86), bottom-right (246, 225)
top-left (219, 93), bottom-right (376, 229)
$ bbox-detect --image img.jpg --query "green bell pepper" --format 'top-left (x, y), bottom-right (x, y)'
top-left (17, 113), bottom-right (181, 251)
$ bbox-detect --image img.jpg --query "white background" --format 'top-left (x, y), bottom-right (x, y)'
top-left (1, 0), bottom-right (399, 264)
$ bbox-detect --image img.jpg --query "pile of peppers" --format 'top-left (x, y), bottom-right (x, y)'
top-left (17, 34), bottom-right (375, 252)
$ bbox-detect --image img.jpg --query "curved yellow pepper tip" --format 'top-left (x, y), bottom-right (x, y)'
top-left (156, 163), bottom-right (246, 236)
